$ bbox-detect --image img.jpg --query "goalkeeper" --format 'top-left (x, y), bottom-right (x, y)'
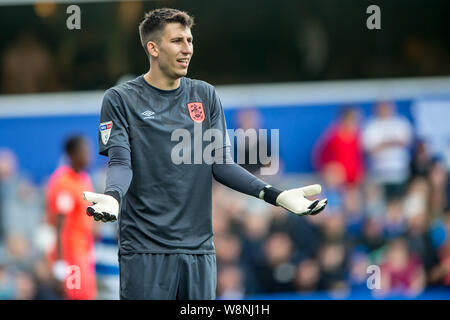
top-left (83, 8), bottom-right (327, 300)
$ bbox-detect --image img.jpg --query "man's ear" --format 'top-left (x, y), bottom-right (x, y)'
top-left (147, 41), bottom-right (159, 58)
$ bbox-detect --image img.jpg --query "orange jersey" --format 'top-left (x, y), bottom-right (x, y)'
top-left (45, 165), bottom-right (96, 299)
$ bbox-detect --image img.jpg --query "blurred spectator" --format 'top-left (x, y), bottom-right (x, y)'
top-left (212, 205), bottom-right (231, 236)
top-left (93, 222), bottom-right (120, 300)
top-left (294, 258), bottom-right (321, 293)
top-left (429, 240), bottom-right (450, 286)
top-left (1, 31), bottom-right (60, 94)
top-left (319, 162), bottom-right (346, 214)
top-left (358, 217), bottom-right (385, 253)
top-left (3, 180), bottom-right (42, 258)
top-left (313, 106), bottom-right (364, 186)
top-left (362, 101), bottom-right (413, 201)
top-left (401, 176), bottom-right (439, 274)
top-left (380, 238), bottom-right (426, 296)
top-left (217, 265), bottom-right (245, 299)
top-left (14, 270), bottom-right (36, 300)
top-left (363, 182), bottom-right (386, 219)
top-left (0, 149), bottom-right (19, 245)
top-left (427, 159), bottom-right (449, 216)
top-left (212, 181), bottom-right (234, 236)
top-left (0, 260), bottom-right (15, 299)
top-left (317, 243), bottom-right (348, 291)
top-left (321, 214), bottom-right (347, 244)
top-left (215, 233), bottom-right (242, 266)
top-left (383, 198), bottom-right (407, 240)
top-left (269, 205), bottom-right (321, 262)
top-left (348, 250), bottom-right (370, 290)
top-left (405, 209), bottom-right (438, 275)
top-left (0, 149), bottom-right (42, 269)
top-left (343, 187), bottom-right (365, 240)
top-left (91, 164), bottom-right (120, 300)
top-left (409, 139), bottom-right (433, 179)
top-left (5, 235), bottom-right (33, 270)
top-left (253, 232), bottom-right (296, 293)
top-left (238, 210), bottom-right (270, 295)
top-left (429, 213), bottom-right (450, 285)
top-left (32, 258), bottom-right (61, 299)
top-left (233, 108), bottom-right (272, 175)
top-left (45, 136), bottom-right (97, 299)
top-left (403, 177), bottom-right (429, 222)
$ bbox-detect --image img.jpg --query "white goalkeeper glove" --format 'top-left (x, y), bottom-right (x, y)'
top-left (83, 191), bottom-right (119, 222)
top-left (260, 184), bottom-right (327, 216)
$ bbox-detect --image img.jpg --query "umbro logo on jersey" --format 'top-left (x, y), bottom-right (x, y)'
top-left (142, 110), bottom-right (155, 119)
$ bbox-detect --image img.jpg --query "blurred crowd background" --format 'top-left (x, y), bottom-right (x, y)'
top-left (214, 102), bottom-right (450, 299)
top-left (0, 0), bottom-right (450, 300)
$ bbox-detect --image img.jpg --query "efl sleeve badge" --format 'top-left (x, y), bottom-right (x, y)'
top-left (99, 121), bottom-right (113, 145)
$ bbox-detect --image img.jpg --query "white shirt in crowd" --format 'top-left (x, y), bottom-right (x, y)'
top-left (362, 116), bottom-right (413, 184)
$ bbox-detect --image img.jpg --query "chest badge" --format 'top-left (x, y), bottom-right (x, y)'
top-left (187, 102), bottom-right (205, 123)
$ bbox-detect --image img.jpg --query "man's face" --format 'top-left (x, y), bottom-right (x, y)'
top-left (71, 140), bottom-right (91, 171)
top-left (154, 23), bottom-right (193, 80)
top-left (376, 102), bottom-right (394, 118)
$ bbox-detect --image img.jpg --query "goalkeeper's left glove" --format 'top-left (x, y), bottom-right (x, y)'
top-left (260, 184), bottom-right (327, 216)
top-left (82, 191), bottom-right (119, 222)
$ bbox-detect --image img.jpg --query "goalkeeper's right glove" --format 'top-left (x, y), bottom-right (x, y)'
top-left (82, 191), bottom-right (119, 222)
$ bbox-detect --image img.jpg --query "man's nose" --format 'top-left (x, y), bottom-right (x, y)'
top-left (182, 40), bottom-right (193, 54)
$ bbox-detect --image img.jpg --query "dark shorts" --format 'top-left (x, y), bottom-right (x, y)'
top-left (119, 253), bottom-right (217, 300)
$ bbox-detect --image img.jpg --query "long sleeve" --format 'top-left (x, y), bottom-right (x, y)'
top-left (212, 145), bottom-right (267, 198)
top-left (104, 146), bottom-right (133, 203)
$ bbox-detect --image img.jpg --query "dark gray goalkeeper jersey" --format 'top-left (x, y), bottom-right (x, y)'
top-left (99, 75), bottom-right (259, 254)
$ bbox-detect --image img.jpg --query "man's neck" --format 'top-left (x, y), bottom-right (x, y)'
top-left (144, 69), bottom-right (181, 91)
top-left (70, 165), bottom-right (81, 173)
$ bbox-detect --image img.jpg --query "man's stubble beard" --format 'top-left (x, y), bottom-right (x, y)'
top-left (159, 59), bottom-right (187, 81)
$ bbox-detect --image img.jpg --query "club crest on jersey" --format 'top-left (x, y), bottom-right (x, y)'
top-left (187, 102), bottom-right (205, 123)
top-left (99, 121), bottom-right (113, 145)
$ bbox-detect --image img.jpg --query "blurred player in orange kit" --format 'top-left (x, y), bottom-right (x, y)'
top-left (45, 136), bottom-right (97, 300)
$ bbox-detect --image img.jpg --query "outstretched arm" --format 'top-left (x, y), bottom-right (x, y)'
top-left (212, 147), bottom-right (327, 216)
top-left (212, 146), bottom-right (267, 198)
top-left (209, 86), bottom-right (327, 216)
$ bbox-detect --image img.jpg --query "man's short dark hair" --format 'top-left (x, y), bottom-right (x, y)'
top-left (139, 8), bottom-right (194, 57)
top-left (65, 135), bottom-right (85, 156)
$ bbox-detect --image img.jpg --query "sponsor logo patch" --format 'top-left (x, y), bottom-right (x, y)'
top-left (99, 121), bottom-right (113, 145)
top-left (187, 102), bottom-right (205, 123)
